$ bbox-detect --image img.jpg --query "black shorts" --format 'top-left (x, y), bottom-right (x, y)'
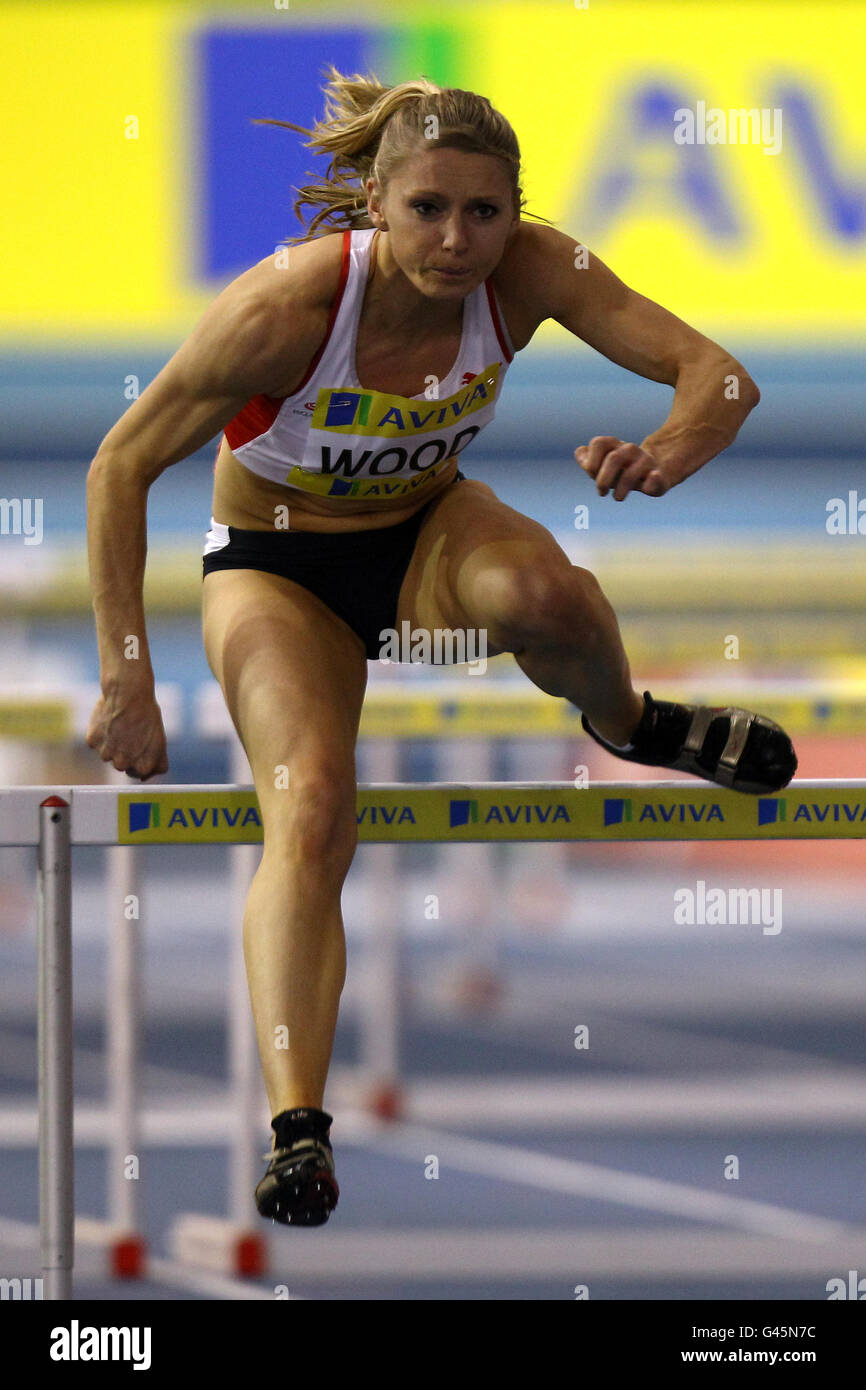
top-left (202, 472), bottom-right (466, 660)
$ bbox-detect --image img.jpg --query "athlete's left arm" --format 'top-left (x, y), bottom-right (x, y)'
top-left (530, 225), bottom-right (760, 500)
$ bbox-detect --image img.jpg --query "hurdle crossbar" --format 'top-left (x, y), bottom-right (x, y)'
top-left (7, 780), bottom-right (866, 849)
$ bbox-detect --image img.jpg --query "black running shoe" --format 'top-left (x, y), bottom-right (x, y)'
top-left (581, 690), bottom-right (797, 794)
top-left (254, 1108), bottom-right (339, 1227)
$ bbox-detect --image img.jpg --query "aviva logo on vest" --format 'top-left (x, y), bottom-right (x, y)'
top-left (312, 365), bottom-right (499, 437)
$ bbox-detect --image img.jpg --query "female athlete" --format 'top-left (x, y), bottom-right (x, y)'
top-left (85, 66), bottom-right (796, 1227)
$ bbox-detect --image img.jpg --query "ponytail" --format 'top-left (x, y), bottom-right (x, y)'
top-left (252, 61), bottom-right (553, 244)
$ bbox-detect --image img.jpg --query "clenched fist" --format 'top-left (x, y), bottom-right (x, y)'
top-left (86, 687), bottom-right (168, 781)
top-left (575, 436), bottom-right (669, 501)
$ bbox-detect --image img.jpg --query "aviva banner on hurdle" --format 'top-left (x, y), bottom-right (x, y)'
top-left (115, 782), bottom-right (866, 845)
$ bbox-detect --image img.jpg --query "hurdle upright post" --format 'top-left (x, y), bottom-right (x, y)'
top-left (227, 739), bottom-right (268, 1272)
top-left (36, 795), bottom-right (73, 1300)
top-left (359, 737), bottom-right (404, 1117)
top-left (105, 833), bottom-right (143, 1263)
top-left (168, 746), bottom-right (270, 1278)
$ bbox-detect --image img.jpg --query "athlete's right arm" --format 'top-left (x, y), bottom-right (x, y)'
top-left (85, 243), bottom-right (337, 777)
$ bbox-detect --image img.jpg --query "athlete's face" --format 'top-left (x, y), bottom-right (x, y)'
top-left (366, 147), bottom-right (520, 297)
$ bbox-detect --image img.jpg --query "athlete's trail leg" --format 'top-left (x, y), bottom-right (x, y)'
top-left (203, 567), bottom-right (367, 1115)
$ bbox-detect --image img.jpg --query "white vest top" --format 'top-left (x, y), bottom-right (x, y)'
top-left (221, 227), bottom-right (516, 506)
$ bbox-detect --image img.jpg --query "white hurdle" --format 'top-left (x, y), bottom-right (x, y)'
top-left (6, 673), bottom-right (866, 1289)
top-left (16, 777), bottom-right (866, 1296)
top-left (8, 680), bottom-right (866, 1289)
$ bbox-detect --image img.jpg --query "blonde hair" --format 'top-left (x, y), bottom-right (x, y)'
top-left (252, 62), bottom-right (554, 245)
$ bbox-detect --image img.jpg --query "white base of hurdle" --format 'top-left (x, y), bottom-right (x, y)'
top-left (73, 1217), bottom-right (148, 1280)
top-left (167, 1214), bottom-right (268, 1279)
top-left (70, 1214), bottom-right (266, 1282)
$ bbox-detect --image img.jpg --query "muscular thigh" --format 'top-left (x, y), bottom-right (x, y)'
top-left (396, 477), bottom-right (573, 653)
top-left (202, 568), bottom-right (368, 823)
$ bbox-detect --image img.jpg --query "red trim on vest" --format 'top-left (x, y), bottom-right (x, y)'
top-left (223, 229), bottom-right (353, 451)
top-left (223, 394), bottom-right (283, 451)
top-left (484, 281), bottom-right (514, 363)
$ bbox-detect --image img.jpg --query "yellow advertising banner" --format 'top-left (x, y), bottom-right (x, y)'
top-left (1, 1), bottom-right (862, 344)
top-left (118, 784), bottom-right (866, 844)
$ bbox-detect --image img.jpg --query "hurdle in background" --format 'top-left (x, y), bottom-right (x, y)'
top-left (4, 683), bottom-right (866, 1286)
top-left (11, 775), bottom-right (866, 1298)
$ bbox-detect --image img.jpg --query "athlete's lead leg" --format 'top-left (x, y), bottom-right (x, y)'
top-left (465, 542), bottom-right (646, 746)
top-left (397, 477), bottom-right (796, 790)
top-left (398, 479), bottom-right (645, 745)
